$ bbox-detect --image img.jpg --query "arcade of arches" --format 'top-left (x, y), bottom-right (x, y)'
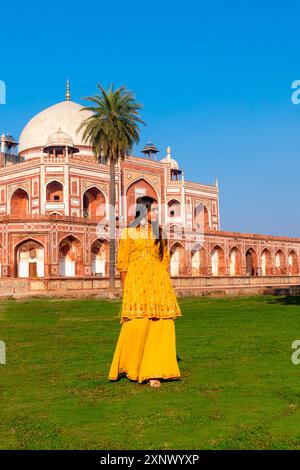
top-left (7, 237), bottom-right (299, 278)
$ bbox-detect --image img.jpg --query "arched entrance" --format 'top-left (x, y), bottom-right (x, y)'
top-left (261, 249), bottom-right (272, 276)
top-left (194, 204), bottom-right (210, 232)
top-left (275, 250), bottom-right (285, 275)
top-left (10, 188), bottom-right (29, 217)
top-left (170, 243), bottom-right (185, 276)
top-left (59, 236), bottom-right (83, 276)
top-left (167, 199), bottom-right (181, 219)
top-left (46, 181), bottom-right (63, 202)
top-left (83, 187), bottom-right (106, 219)
top-left (245, 248), bottom-right (257, 276)
top-left (191, 245), bottom-right (206, 276)
top-left (15, 240), bottom-right (44, 278)
top-left (288, 250), bottom-right (299, 275)
top-left (91, 239), bottom-right (108, 276)
top-left (229, 247), bottom-right (241, 276)
top-left (211, 245), bottom-right (225, 276)
top-left (126, 178), bottom-right (158, 223)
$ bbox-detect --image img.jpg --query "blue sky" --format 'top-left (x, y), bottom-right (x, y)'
top-left (0, 0), bottom-right (299, 237)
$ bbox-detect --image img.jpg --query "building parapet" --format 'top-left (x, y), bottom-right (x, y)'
top-left (185, 180), bottom-right (218, 193)
top-left (0, 213), bottom-right (297, 244)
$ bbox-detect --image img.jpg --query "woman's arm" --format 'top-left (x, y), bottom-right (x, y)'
top-left (116, 227), bottom-right (130, 287)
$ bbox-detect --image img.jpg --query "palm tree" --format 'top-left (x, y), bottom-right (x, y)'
top-left (78, 83), bottom-right (145, 289)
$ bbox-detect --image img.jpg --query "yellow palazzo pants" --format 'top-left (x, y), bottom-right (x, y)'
top-left (108, 317), bottom-right (181, 384)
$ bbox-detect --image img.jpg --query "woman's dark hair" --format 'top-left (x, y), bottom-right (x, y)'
top-left (128, 195), bottom-right (166, 261)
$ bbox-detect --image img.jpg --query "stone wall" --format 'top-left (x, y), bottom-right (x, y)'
top-left (0, 275), bottom-right (299, 299)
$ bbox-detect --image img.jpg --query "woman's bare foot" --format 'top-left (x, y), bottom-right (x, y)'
top-left (149, 379), bottom-right (161, 387)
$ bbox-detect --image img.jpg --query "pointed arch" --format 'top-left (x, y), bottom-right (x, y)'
top-left (46, 180), bottom-right (64, 203)
top-left (91, 238), bottom-right (109, 276)
top-left (275, 249), bottom-right (285, 275)
top-left (194, 203), bottom-right (210, 232)
top-left (49, 212), bottom-right (63, 217)
top-left (82, 186), bottom-right (106, 220)
top-left (288, 250), bottom-right (299, 275)
top-left (170, 242), bottom-right (185, 276)
top-left (14, 238), bottom-right (44, 278)
top-left (59, 235), bottom-right (83, 276)
top-left (210, 244), bottom-right (225, 276)
top-left (245, 247), bottom-right (257, 276)
top-left (191, 243), bottom-right (206, 276)
top-left (10, 188), bottom-right (29, 217)
top-left (167, 199), bottom-right (181, 218)
top-left (261, 248), bottom-right (272, 276)
top-left (125, 177), bottom-right (160, 223)
top-left (229, 245), bottom-right (242, 276)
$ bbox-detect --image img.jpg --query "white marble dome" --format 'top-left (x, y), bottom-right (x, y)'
top-left (18, 100), bottom-right (93, 158)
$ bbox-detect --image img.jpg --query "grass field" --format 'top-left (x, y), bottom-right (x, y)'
top-left (1, 295), bottom-right (300, 450)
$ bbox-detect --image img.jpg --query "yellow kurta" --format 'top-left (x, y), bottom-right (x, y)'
top-left (108, 223), bottom-right (182, 383)
top-left (116, 223), bottom-right (182, 324)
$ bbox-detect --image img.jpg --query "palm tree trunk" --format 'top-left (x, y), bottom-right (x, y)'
top-left (109, 156), bottom-right (116, 289)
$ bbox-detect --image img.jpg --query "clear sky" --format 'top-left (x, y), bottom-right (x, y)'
top-left (0, 0), bottom-right (299, 237)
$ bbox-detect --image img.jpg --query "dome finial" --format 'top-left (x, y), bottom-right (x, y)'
top-left (66, 79), bottom-right (70, 101)
top-left (167, 145), bottom-right (172, 161)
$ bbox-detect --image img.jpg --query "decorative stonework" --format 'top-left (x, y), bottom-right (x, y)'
top-left (71, 178), bottom-right (79, 196)
top-left (51, 265), bottom-right (59, 275)
top-left (0, 186), bottom-right (6, 203)
top-left (85, 266), bottom-right (91, 275)
top-left (8, 182), bottom-right (30, 198)
top-left (45, 177), bottom-right (64, 185)
top-left (81, 180), bottom-right (108, 197)
top-left (193, 198), bottom-right (211, 210)
top-left (124, 170), bottom-right (161, 193)
top-left (45, 166), bottom-right (64, 173)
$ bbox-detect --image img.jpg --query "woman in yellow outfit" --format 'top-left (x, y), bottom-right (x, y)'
top-left (108, 195), bottom-right (182, 387)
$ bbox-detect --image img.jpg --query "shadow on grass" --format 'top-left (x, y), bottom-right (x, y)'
top-left (267, 295), bottom-right (300, 306)
top-left (109, 372), bottom-right (182, 385)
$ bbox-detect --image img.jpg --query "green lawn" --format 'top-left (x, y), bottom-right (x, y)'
top-left (1, 295), bottom-right (300, 450)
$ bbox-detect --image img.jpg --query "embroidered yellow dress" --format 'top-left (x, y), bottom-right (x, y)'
top-left (108, 223), bottom-right (182, 384)
top-left (116, 224), bottom-right (182, 324)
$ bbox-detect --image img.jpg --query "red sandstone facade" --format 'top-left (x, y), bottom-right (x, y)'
top-left (0, 94), bottom-right (299, 282)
